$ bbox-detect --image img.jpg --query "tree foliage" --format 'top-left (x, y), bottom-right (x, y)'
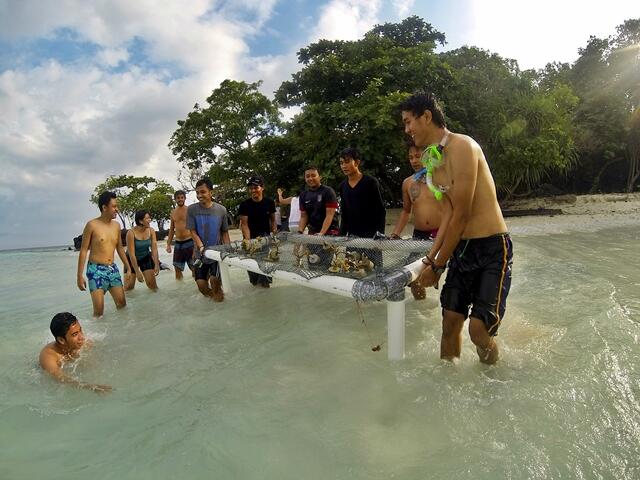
top-left (168, 79), bottom-right (281, 170)
top-left (166, 15), bottom-right (640, 207)
top-left (91, 175), bottom-right (174, 229)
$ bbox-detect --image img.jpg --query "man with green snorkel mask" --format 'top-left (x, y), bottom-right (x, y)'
top-left (400, 93), bottom-right (513, 365)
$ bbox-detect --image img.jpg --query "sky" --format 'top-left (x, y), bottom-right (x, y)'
top-left (0, 0), bottom-right (637, 250)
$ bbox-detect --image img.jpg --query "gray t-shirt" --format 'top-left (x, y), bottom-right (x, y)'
top-left (186, 202), bottom-right (229, 247)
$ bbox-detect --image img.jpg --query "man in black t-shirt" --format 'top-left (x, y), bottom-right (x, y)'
top-left (297, 166), bottom-right (339, 268)
top-left (338, 148), bottom-right (386, 238)
top-left (298, 166), bottom-right (339, 235)
top-left (238, 175), bottom-right (277, 287)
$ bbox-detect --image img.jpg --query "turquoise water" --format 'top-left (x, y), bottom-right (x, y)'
top-left (1, 227), bottom-right (639, 479)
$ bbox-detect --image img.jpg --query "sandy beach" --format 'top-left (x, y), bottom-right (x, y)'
top-left (502, 192), bottom-right (640, 235)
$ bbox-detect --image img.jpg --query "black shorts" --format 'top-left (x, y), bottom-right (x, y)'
top-left (173, 239), bottom-right (194, 271)
top-left (412, 228), bottom-right (438, 241)
top-left (440, 233), bottom-right (513, 336)
top-left (127, 253), bottom-right (155, 272)
top-left (195, 261), bottom-right (220, 282)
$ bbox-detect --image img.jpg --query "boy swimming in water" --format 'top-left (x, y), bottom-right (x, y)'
top-left (39, 312), bottom-right (111, 393)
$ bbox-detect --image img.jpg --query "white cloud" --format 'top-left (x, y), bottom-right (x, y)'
top-left (392, 0), bottom-right (414, 19)
top-left (0, 0), bottom-right (388, 249)
top-left (467, 0), bottom-right (640, 70)
top-left (310, 0), bottom-right (382, 43)
top-left (97, 47), bottom-right (129, 67)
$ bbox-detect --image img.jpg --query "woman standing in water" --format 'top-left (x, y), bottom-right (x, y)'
top-left (125, 210), bottom-right (160, 291)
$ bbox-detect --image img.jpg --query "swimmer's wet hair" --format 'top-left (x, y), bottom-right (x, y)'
top-left (98, 191), bottom-right (117, 212)
top-left (173, 190), bottom-right (186, 199)
top-left (50, 312), bottom-right (78, 341)
top-left (398, 92), bottom-right (447, 128)
top-left (195, 178), bottom-right (213, 190)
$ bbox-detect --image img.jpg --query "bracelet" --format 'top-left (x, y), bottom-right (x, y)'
top-left (421, 255), bottom-right (446, 274)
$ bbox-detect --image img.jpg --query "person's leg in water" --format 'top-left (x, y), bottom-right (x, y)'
top-left (209, 261), bottom-right (224, 301)
top-left (124, 255), bottom-right (136, 291)
top-left (195, 263), bottom-right (223, 301)
top-left (109, 286), bottom-right (127, 310)
top-left (195, 263), bottom-right (212, 297)
top-left (88, 262), bottom-right (125, 316)
top-left (124, 273), bottom-right (136, 291)
top-left (106, 264), bottom-right (126, 309)
top-left (173, 240), bottom-right (194, 280)
top-left (175, 264), bottom-right (184, 280)
top-left (138, 255), bottom-right (158, 291)
top-left (143, 270), bottom-right (158, 291)
top-left (90, 289), bottom-right (106, 317)
top-left (210, 277), bottom-right (224, 301)
top-left (467, 234), bottom-right (512, 364)
top-left (441, 309), bottom-right (465, 361)
top-left (469, 318), bottom-right (499, 364)
top-left (196, 279), bottom-right (212, 297)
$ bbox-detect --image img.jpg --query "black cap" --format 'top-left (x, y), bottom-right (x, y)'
top-left (247, 175), bottom-right (264, 187)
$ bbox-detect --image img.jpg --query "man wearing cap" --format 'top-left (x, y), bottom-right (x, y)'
top-left (238, 175), bottom-right (277, 287)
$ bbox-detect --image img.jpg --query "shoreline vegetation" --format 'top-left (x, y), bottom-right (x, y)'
top-left (57, 192), bottom-right (640, 252)
top-left (86, 16), bottom-right (639, 244)
top-left (227, 192), bottom-right (640, 243)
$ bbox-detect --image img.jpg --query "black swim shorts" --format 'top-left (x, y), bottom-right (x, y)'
top-left (127, 253), bottom-right (155, 272)
top-left (440, 233), bottom-right (513, 336)
top-left (194, 260), bottom-right (220, 282)
top-left (173, 238), bottom-right (194, 271)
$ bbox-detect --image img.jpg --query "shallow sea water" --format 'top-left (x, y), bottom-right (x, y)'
top-left (0, 225), bottom-right (639, 479)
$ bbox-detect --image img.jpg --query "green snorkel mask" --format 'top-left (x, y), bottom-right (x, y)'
top-left (420, 144), bottom-right (445, 201)
top-left (421, 144), bottom-right (444, 169)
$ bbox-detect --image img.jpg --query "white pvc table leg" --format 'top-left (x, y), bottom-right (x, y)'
top-left (219, 261), bottom-right (233, 295)
top-left (387, 297), bottom-right (405, 360)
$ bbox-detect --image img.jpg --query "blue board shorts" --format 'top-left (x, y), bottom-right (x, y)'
top-left (87, 262), bottom-right (124, 293)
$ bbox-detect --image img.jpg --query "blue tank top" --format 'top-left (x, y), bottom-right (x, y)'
top-left (134, 236), bottom-right (151, 259)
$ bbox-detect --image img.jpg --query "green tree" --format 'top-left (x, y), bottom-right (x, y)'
top-left (141, 186), bottom-right (174, 232)
top-left (438, 47), bottom-right (577, 197)
top-left (276, 17), bottom-right (454, 201)
top-left (491, 84), bottom-right (578, 197)
top-left (562, 18), bottom-right (640, 192)
top-left (207, 134), bottom-right (301, 218)
top-left (91, 175), bottom-right (174, 229)
top-left (168, 79), bottom-right (282, 170)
